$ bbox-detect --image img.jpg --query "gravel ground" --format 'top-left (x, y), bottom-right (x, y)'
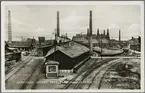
top-left (100, 58), bottom-right (140, 89)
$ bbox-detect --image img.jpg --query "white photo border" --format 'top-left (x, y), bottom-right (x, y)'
top-left (1, 1), bottom-right (144, 92)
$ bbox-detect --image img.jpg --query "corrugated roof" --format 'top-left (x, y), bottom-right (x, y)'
top-left (45, 41), bottom-right (89, 58)
top-left (73, 37), bottom-right (109, 44)
top-left (93, 47), bottom-right (123, 55)
top-left (45, 61), bottom-right (59, 65)
top-left (8, 42), bottom-right (32, 48)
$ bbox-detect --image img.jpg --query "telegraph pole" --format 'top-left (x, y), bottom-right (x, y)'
top-left (54, 29), bottom-right (57, 61)
top-left (101, 33), bottom-right (102, 59)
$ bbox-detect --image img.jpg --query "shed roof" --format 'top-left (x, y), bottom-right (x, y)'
top-left (73, 37), bottom-right (109, 44)
top-left (45, 41), bottom-right (89, 58)
top-left (45, 60), bottom-right (59, 65)
top-left (8, 42), bottom-right (32, 48)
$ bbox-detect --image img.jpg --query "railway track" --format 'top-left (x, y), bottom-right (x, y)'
top-left (20, 57), bottom-right (44, 89)
top-left (6, 57), bottom-right (44, 89)
top-left (5, 56), bottom-right (33, 82)
top-left (62, 58), bottom-right (117, 89)
top-left (87, 59), bottom-right (121, 89)
top-left (5, 55), bottom-right (32, 75)
top-left (5, 49), bottom-right (37, 81)
top-left (97, 63), bottom-right (118, 89)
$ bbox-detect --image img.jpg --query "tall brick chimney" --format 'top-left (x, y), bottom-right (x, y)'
top-left (8, 10), bottom-right (12, 42)
top-left (89, 10), bottom-right (93, 55)
top-left (97, 28), bottom-right (99, 36)
top-left (89, 11), bottom-right (92, 36)
top-left (56, 11), bottom-right (60, 37)
top-left (107, 29), bottom-right (110, 39)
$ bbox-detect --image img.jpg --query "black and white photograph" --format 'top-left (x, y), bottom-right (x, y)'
top-left (1, 1), bottom-right (144, 92)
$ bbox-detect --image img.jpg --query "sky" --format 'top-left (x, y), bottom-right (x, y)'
top-left (4, 5), bottom-right (141, 41)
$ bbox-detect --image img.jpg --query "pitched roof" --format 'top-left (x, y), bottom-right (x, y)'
top-left (93, 46), bottom-right (123, 55)
top-left (8, 41), bottom-right (32, 48)
top-left (73, 37), bottom-right (109, 44)
top-left (45, 61), bottom-right (59, 65)
top-left (45, 41), bottom-right (89, 58)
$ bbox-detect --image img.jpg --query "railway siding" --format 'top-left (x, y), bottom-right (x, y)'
top-left (5, 56), bottom-right (33, 81)
top-left (78, 58), bottom-right (122, 89)
top-left (62, 58), bottom-right (121, 89)
top-left (5, 57), bottom-right (44, 89)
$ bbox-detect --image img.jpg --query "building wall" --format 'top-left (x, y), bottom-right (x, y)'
top-left (46, 51), bottom-right (75, 70)
top-left (130, 45), bottom-right (140, 52)
top-left (74, 51), bottom-right (90, 64)
top-left (42, 46), bottom-right (53, 56)
top-left (46, 51), bottom-right (89, 70)
top-left (37, 46), bottom-right (52, 56)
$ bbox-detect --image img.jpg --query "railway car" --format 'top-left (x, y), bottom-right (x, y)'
top-left (5, 52), bottom-right (21, 62)
top-left (123, 48), bottom-right (129, 52)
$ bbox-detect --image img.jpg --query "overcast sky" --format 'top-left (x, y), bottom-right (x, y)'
top-left (4, 5), bottom-right (141, 41)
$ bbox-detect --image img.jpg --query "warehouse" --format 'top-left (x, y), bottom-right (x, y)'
top-left (37, 45), bottom-right (53, 56)
top-left (45, 41), bottom-right (90, 70)
top-left (7, 41), bottom-right (33, 51)
top-left (5, 43), bottom-right (21, 61)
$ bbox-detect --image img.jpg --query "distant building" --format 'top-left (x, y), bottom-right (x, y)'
top-left (7, 37), bottom-right (36, 51)
top-left (37, 45), bottom-right (53, 56)
top-left (7, 41), bottom-right (34, 51)
top-left (5, 42), bottom-right (21, 61)
top-left (72, 29), bottom-right (110, 48)
top-left (128, 37), bottom-right (141, 51)
top-left (36, 36), bottom-right (71, 56)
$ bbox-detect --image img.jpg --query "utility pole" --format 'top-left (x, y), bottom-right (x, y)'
top-left (101, 33), bottom-right (102, 59)
top-left (119, 30), bottom-right (121, 48)
top-left (54, 29), bottom-right (57, 61)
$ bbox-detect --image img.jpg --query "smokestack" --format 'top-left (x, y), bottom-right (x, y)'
top-left (89, 11), bottom-right (92, 36)
top-left (87, 28), bottom-right (92, 54)
top-left (8, 10), bottom-right (12, 42)
top-left (103, 30), bottom-right (105, 35)
top-left (97, 29), bottom-right (99, 36)
top-left (88, 11), bottom-right (93, 55)
top-left (87, 28), bottom-right (89, 37)
top-left (56, 11), bottom-right (60, 36)
top-left (107, 29), bottom-right (109, 36)
top-left (119, 30), bottom-right (121, 44)
top-left (107, 29), bottom-right (110, 40)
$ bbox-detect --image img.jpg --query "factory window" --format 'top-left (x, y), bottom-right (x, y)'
top-left (48, 66), bottom-right (56, 72)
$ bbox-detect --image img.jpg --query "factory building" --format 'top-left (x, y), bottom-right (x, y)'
top-left (128, 37), bottom-right (141, 52)
top-left (7, 41), bottom-right (34, 51)
top-left (45, 41), bottom-right (90, 71)
top-left (72, 11), bottom-right (110, 49)
top-left (5, 42), bottom-right (21, 62)
top-left (72, 29), bottom-right (110, 48)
